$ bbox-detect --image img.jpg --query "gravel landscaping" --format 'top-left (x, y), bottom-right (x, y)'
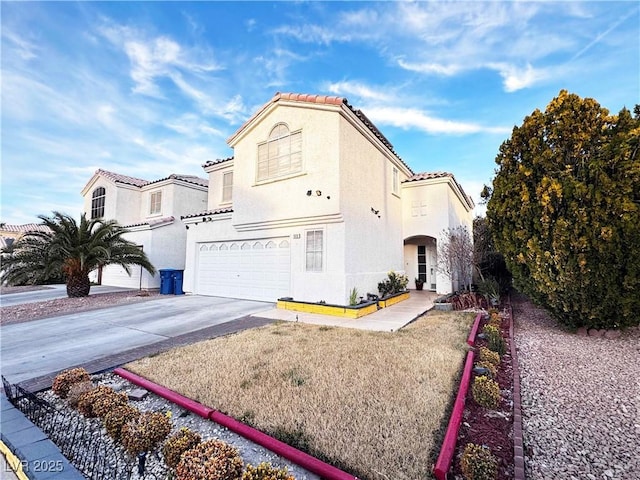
top-left (512, 293), bottom-right (640, 480)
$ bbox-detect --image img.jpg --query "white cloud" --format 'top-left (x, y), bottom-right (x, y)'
top-left (397, 59), bottom-right (462, 76)
top-left (364, 106), bottom-right (510, 136)
top-left (488, 63), bottom-right (548, 92)
top-left (2, 28), bottom-right (38, 60)
top-left (325, 81), bottom-right (393, 102)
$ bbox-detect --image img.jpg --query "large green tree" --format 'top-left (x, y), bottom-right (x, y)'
top-left (486, 91), bottom-right (640, 329)
top-left (1, 212), bottom-right (156, 297)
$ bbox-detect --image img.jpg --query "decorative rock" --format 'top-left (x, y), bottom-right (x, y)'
top-left (576, 327), bottom-right (588, 336)
top-left (587, 328), bottom-right (602, 337)
top-left (604, 330), bottom-right (622, 340)
top-left (128, 388), bottom-right (149, 401)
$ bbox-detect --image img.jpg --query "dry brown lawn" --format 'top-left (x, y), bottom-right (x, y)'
top-left (126, 310), bottom-right (473, 479)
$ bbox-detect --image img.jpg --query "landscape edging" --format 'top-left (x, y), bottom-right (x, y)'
top-left (114, 368), bottom-right (358, 480)
top-left (508, 298), bottom-right (526, 480)
top-left (432, 350), bottom-right (475, 480)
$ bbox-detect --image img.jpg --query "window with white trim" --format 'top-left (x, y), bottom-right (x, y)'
top-left (149, 191), bottom-right (162, 215)
top-left (91, 187), bottom-right (105, 219)
top-left (305, 230), bottom-right (323, 272)
top-left (257, 123), bottom-right (302, 181)
top-left (222, 171), bottom-right (233, 203)
top-left (392, 167), bottom-right (399, 195)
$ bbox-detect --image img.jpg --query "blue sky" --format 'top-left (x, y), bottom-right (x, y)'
top-left (2, 1), bottom-right (638, 225)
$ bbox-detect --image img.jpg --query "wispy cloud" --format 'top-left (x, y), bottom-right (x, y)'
top-left (325, 80), bottom-right (393, 102)
top-left (571, 6), bottom-right (639, 60)
top-left (364, 106), bottom-right (510, 136)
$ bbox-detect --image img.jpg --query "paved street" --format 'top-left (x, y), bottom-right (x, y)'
top-left (0, 295), bottom-right (273, 385)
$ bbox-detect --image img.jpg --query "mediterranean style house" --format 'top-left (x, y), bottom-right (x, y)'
top-left (82, 92), bottom-right (474, 303)
top-left (81, 170), bottom-right (208, 289)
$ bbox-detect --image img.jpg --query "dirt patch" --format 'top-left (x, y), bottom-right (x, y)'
top-left (0, 290), bottom-right (162, 326)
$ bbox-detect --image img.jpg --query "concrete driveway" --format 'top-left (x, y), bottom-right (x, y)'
top-left (0, 294), bottom-right (274, 385)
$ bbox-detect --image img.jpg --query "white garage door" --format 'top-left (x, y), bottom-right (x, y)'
top-left (101, 264), bottom-right (143, 289)
top-left (196, 238), bottom-right (291, 302)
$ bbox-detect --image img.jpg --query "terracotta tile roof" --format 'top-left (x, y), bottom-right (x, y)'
top-left (123, 216), bottom-right (175, 229)
top-left (96, 169), bottom-right (149, 187)
top-left (202, 157), bottom-right (233, 169)
top-left (181, 208), bottom-right (233, 220)
top-left (96, 169), bottom-right (207, 188)
top-left (146, 174), bottom-right (209, 187)
top-left (228, 92), bottom-right (413, 175)
top-left (0, 223), bottom-right (52, 233)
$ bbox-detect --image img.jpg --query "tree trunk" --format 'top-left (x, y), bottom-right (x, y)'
top-left (66, 274), bottom-right (91, 297)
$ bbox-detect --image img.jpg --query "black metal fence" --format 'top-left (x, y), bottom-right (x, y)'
top-left (2, 377), bottom-right (167, 480)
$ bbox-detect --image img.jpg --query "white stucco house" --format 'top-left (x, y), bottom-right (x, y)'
top-left (81, 169), bottom-right (208, 289)
top-left (83, 93), bottom-right (473, 302)
top-left (179, 93), bottom-right (474, 304)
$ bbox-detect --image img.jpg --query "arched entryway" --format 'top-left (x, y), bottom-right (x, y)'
top-left (404, 235), bottom-right (437, 291)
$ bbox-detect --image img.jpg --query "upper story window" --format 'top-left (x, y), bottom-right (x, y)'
top-left (257, 123), bottom-right (302, 182)
top-left (91, 187), bottom-right (105, 219)
top-left (392, 167), bottom-right (399, 195)
top-left (222, 171), bottom-right (233, 203)
top-left (149, 191), bottom-right (162, 215)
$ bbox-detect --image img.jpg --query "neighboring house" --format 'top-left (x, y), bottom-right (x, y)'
top-left (180, 93), bottom-right (474, 304)
top-left (0, 224), bottom-right (52, 250)
top-left (81, 170), bottom-right (208, 289)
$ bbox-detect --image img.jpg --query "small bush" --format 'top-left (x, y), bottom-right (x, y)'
top-left (162, 427), bottom-right (202, 469)
top-left (93, 390), bottom-right (128, 418)
top-left (104, 405), bottom-right (141, 442)
top-left (474, 361), bottom-right (497, 379)
top-left (472, 376), bottom-right (500, 409)
top-left (483, 325), bottom-right (507, 355)
top-left (478, 347), bottom-right (500, 366)
top-left (67, 381), bottom-right (94, 408)
top-left (77, 386), bottom-right (116, 417)
top-left (176, 439), bottom-right (243, 480)
top-left (377, 271), bottom-right (409, 298)
top-left (52, 367), bottom-right (90, 398)
top-left (121, 412), bottom-right (172, 456)
top-left (460, 443), bottom-right (498, 480)
top-left (242, 462), bottom-right (295, 480)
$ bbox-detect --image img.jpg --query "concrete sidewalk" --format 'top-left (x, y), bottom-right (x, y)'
top-left (253, 290), bottom-right (438, 331)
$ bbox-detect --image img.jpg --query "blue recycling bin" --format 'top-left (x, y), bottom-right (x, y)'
top-left (159, 269), bottom-right (176, 295)
top-left (173, 270), bottom-right (184, 295)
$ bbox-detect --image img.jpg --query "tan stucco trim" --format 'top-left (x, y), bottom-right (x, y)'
top-left (233, 212), bottom-right (344, 232)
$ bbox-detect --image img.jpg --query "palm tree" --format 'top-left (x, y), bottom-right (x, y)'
top-left (1, 212), bottom-right (156, 297)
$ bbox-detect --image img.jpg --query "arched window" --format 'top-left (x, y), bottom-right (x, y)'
top-left (91, 187), bottom-right (105, 219)
top-left (257, 123), bottom-right (302, 181)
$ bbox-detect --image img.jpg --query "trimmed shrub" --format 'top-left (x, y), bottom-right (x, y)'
top-left (176, 439), bottom-right (243, 480)
top-left (52, 368), bottom-right (90, 398)
top-left (92, 390), bottom-right (128, 419)
top-left (77, 386), bottom-right (116, 418)
top-left (67, 381), bottom-right (95, 408)
top-left (460, 443), bottom-right (498, 480)
top-left (472, 376), bottom-right (500, 409)
top-left (104, 405), bottom-right (141, 442)
top-left (478, 347), bottom-right (500, 367)
top-left (242, 462), bottom-right (295, 480)
top-left (482, 325), bottom-right (507, 355)
top-left (162, 427), bottom-right (202, 469)
top-left (377, 271), bottom-right (409, 298)
top-left (121, 412), bottom-right (172, 456)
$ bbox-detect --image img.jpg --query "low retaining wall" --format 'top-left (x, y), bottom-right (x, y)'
top-left (277, 292), bottom-right (410, 318)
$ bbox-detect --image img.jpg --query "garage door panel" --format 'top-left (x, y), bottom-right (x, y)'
top-left (196, 238), bottom-right (290, 302)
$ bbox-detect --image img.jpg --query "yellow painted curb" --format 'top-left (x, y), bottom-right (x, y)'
top-left (379, 292), bottom-right (410, 308)
top-left (0, 440), bottom-right (29, 480)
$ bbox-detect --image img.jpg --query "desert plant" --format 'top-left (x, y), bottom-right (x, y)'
top-left (242, 462), bottom-right (295, 480)
top-left (92, 390), bottom-right (129, 418)
top-left (66, 380), bottom-right (95, 408)
top-left (162, 427), bottom-right (202, 469)
top-left (377, 271), bottom-right (409, 298)
top-left (77, 385), bottom-right (117, 417)
top-left (348, 287), bottom-right (359, 306)
top-left (176, 439), bottom-right (243, 480)
top-left (460, 443), bottom-right (498, 480)
top-left (474, 361), bottom-right (497, 379)
top-left (483, 324), bottom-right (506, 355)
top-left (472, 376), bottom-right (501, 409)
top-left (104, 405), bottom-right (141, 442)
top-left (52, 367), bottom-right (91, 398)
top-left (121, 411), bottom-right (172, 456)
top-left (478, 347), bottom-right (500, 367)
